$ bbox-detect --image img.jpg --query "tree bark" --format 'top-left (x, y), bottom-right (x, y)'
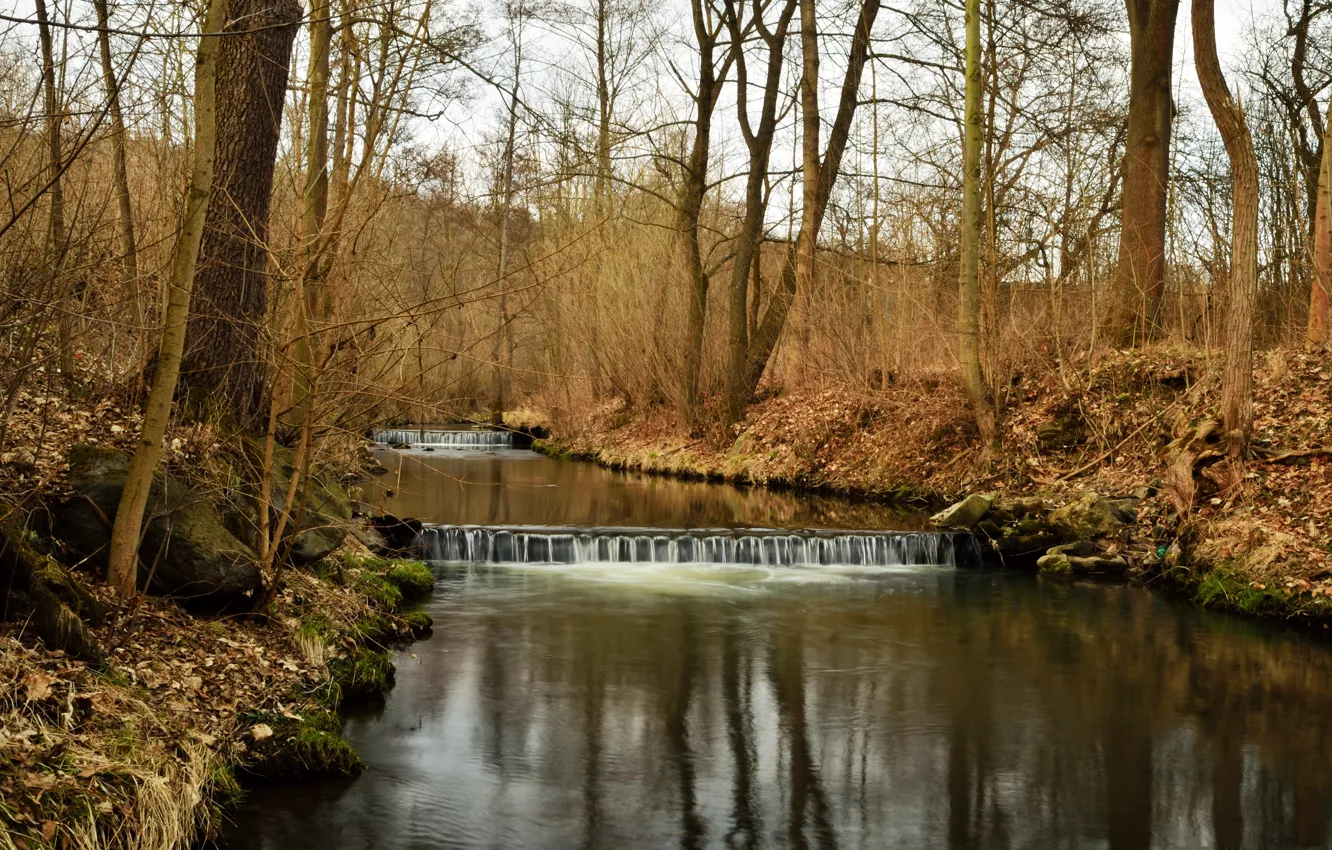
top-left (1308, 112), bottom-right (1331, 348)
top-left (959, 0), bottom-right (998, 458)
top-left (492, 46), bottom-right (522, 426)
top-left (1193, 0), bottom-right (1257, 459)
top-left (179, 0), bottom-right (302, 427)
top-left (107, 0), bottom-right (226, 598)
top-left (1107, 0), bottom-right (1178, 346)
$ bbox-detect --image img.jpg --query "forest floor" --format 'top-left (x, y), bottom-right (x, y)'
top-left (0, 389), bottom-right (433, 849)
top-left (527, 345), bottom-right (1332, 623)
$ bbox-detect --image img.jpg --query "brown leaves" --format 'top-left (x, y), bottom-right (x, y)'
top-left (23, 671), bottom-right (57, 702)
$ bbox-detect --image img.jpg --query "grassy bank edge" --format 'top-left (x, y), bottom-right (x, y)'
top-left (532, 433), bottom-right (1332, 631)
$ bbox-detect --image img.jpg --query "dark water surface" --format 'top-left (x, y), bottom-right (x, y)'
top-left (223, 449), bottom-right (1332, 850)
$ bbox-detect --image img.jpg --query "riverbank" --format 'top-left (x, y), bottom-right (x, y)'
top-left (0, 387), bottom-right (440, 848)
top-left (523, 346), bottom-right (1332, 623)
top-left (0, 543), bottom-right (433, 849)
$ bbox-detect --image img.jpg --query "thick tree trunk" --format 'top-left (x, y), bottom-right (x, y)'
top-left (1193, 0), bottom-right (1257, 459)
top-left (179, 0), bottom-right (302, 426)
top-left (959, 0), bottom-right (998, 458)
top-left (107, 0), bottom-right (226, 598)
top-left (1107, 0), bottom-right (1178, 346)
top-left (1308, 114), bottom-right (1331, 348)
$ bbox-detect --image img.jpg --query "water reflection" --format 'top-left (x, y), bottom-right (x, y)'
top-left (224, 568), bottom-right (1332, 849)
top-left (365, 449), bottom-right (924, 531)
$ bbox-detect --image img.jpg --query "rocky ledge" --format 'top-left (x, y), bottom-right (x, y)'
top-left (931, 488), bottom-right (1154, 579)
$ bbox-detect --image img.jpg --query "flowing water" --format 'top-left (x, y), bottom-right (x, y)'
top-left (221, 442), bottom-right (1332, 849)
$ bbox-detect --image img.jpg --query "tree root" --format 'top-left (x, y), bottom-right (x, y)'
top-left (0, 525), bottom-right (106, 665)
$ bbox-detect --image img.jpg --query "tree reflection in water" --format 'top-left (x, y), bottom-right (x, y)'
top-left (222, 569), bottom-right (1332, 850)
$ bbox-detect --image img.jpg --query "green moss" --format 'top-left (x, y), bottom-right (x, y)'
top-left (328, 646), bottom-right (394, 702)
top-left (296, 613), bottom-right (335, 644)
top-left (344, 553), bottom-right (388, 571)
top-left (353, 571), bottom-right (403, 611)
top-left (1195, 567), bottom-right (1296, 618)
top-left (238, 708), bottom-right (363, 780)
top-left (205, 762), bottom-right (245, 811)
top-left (1183, 564), bottom-right (1332, 621)
top-left (385, 560), bottom-right (434, 601)
top-left (349, 611), bottom-right (395, 644)
top-left (400, 610), bottom-right (434, 637)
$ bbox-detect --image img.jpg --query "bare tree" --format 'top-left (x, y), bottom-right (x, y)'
top-left (108, 0), bottom-right (226, 598)
top-left (1107, 0), bottom-right (1179, 345)
top-left (680, 0), bottom-right (731, 423)
top-left (721, 0), bottom-right (797, 424)
top-left (740, 0), bottom-right (881, 403)
top-left (1194, 0), bottom-right (1258, 459)
top-left (958, 0), bottom-right (996, 457)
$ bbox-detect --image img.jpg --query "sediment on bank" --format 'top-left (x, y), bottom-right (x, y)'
top-left (523, 346), bottom-right (1332, 623)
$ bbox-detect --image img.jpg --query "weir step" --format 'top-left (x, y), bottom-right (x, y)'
top-left (416, 525), bottom-right (983, 568)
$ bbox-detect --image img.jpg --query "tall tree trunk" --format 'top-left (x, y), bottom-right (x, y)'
top-left (492, 63), bottom-right (521, 426)
top-left (107, 0), bottom-right (225, 598)
top-left (721, 0), bottom-right (797, 425)
top-left (1107, 0), bottom-right (1178, 346)
top-left (302, 0), bottom-right (332, 322)
top-left (594, 0), bottom-right (612, 206)
top-left (959, 0), bottom-right (997, 459)
top-left (1308, 113), bottom-right (1331, 348)
top-left (1193, 0), bottom-right (1257, 459)
top-left (738, 0), bottom-right (880, 403)
top-left (179, 0), bottom-right (302, 427)
top-left (94, 0), bottom-right (141, 364)
top-left (35, 0), bottom-right (73, 387)
top-left (680, 0), bottom-right (725, 424)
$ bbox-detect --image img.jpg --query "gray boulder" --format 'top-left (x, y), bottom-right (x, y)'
top-left (930, 493), bottom-right (993, 529)
top-left (227, 440), bottom-right (352, 565)
top-left (1048, 490), bottom-right (1134, 541)
top-left (59, 445), bottom-right (260, 603)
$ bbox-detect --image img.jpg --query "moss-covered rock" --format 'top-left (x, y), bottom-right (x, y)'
top-left (238, 708), bottom-right (363, 780)
top-left (385, 560), bottom-right (434, 602)
top-left (1048, 490), bottom-right (1134, 541)
top-left (328, 646), bottom-right (395, 703)
top-left (57, 445), bottom-right (261, 605)
top-left (400, 610), bottom-right (434, 639)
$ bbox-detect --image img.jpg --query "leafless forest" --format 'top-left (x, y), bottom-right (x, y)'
top-left (0, 0), bottom-right (1329, 503)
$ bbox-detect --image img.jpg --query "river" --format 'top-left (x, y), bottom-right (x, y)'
top-left (220, 434), bottom-right (1332, 849)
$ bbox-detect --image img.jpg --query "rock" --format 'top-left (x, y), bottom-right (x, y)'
top-left (1048, 491), bottom-right (1132, 541)
top-left (1038, 542), bottom-right (1130, 578)
top-left (1036, 551), bottom-right (1073, 577)
top-left (58, 445), bottom-right (260, 604)
top-left (1010, 497), bottom-right (1049, 519)
top-left (367, 514), bottom-right (424, 554)
top-left (931, 494), bottom-right (993, 529)
top-left (229, 440), bottom-right (352, 565)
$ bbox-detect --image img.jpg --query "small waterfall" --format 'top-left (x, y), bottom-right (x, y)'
top-left (416, 525), bottom-right (978, 568)
top-left (373, 429), bottom-right (514, 448)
